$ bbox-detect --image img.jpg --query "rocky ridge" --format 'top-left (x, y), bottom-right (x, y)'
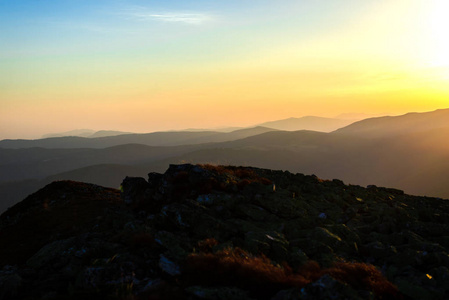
top-left (1, 164), bottom-right (449, 299)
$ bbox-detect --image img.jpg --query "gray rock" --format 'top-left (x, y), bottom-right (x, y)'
top-left (299, 274), bottom-right (363, 300)
top-left (186, 286), bottom-right (255, 300)
top-left (27, 238), bottom-right (76, 269)
top-left (0, 266), bottom-right (22, 300)
top-left (159, 255), bottom-right (181, 276)
top-left (121, 176), bottom-right (151, 205)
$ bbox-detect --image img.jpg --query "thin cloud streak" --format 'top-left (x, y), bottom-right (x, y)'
top-left (146, 13), bottom-right (212, 24)
top-left (120, 7), bottom-right (214, 24)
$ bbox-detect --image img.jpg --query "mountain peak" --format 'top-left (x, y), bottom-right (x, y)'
top-left (1, 164), bottom-right (448, 299)
top-left (258, 116), bottom-right (355, 132)
top-left (41, 129), bottom-right (95, 139)
top-left (335, 108), bottom-right (449, 138)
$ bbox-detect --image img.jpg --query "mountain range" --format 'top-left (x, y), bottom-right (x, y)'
top-left (0, 127), bottom-right (277, 149)
top-left (41, 129), bottom-right (133, 139)
top-left (257, 116), bottom-right (355, 132)
top-left (33, 116), bottom-right (357, 141)
top-left (1, 109), bottom-right (448, 214)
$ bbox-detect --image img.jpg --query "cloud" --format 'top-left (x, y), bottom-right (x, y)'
top-left (146, 13), bottom-right (212, 24)
top-left (121, 8), bottom-right (213, 25)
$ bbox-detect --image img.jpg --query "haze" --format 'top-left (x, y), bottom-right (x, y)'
top-left (2, 0), bottom-right (449, 139)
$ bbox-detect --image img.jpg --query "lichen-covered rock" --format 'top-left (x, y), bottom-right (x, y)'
top-left (159, 255), bottom-right (181, 276)
top-left (27, 238), bottom-right (77, 269)
top-left (243, 231), bottom-right (290, 262)
top-left (0, 266), bottom-right (22, 300)
top-left (154, 230), bottom-right (189, 260)
top-left (299, 274), bottom-right (364, 300)
top-left (186, 286), bottom-right (255, 300)
top-left (121, 176), bottom-right (150, 205)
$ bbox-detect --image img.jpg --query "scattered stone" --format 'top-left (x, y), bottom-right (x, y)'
top-left (186, 286), bottom-right (255, 300)
top-left (159, 255), bottom-right (180, 276)
top-left (2, 164), bottom-right (449, 299)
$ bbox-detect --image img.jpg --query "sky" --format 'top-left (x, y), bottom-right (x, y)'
top-left (1, 0), bottom-right (449, 139)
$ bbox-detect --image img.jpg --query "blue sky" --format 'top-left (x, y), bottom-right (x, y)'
top-left (0, 0), bottom-right (367, 57)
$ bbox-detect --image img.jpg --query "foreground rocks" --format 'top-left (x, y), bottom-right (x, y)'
top-left (1, 164), bottom-right (449, 299)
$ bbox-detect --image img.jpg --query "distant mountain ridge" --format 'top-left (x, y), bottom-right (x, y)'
top-left (335, 112), bottom-right (383, 120)
top-left (88, 130), bottom-right (133, 138)
top-left (258, 116), bottom-right (355, 132)
top-left (23, 115), bottom-right (360, 144)
top-left (41, 129), bottom-right (133, 139)
top-left (334, 108), bottom-right (449, 137)
top-left (41, 129), bottom-right (95, 138)
top-left (0, 127), bottom-right (276, 149)
top-left (2, 108), bottom-right (449, 214)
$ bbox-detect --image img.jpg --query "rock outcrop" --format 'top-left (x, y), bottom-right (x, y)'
top-left (1, 164), bottom-right (449, 299)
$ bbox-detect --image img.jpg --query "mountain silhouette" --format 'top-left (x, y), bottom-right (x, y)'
top-left (334, 108), bottom-right (449, 138)
top-left (41, 129), bottom-right (95, 138)
top-left (258, 116), bottom-right (354, 132)
top-left (0, 127), bottom-right (276, 149)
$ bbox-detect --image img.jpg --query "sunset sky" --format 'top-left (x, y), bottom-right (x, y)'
top-left (1, 0), bottom-right (449, 139)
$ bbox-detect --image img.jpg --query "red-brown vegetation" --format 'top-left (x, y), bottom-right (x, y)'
top-left (198, 164), bottom-right (273, 190)
top-left (236, 178), bottom-right (252, 189)
top-left (172, 171), bottom-right (189, 184)
top-left (197, 238), bottom-right (219, 253)
top-left (259, 177), bottom-right (273, 185)
top-left (184, 247), bottom-right (310, 297)
top-left (326, 262), bottom-right (401, 299)
top-left (184, 246), bottom-right (400, 299)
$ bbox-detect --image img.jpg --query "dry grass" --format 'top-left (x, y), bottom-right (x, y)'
top-left (185, 247), bottom-right (310, 297)
top-left (198, 164), bottom-right (272, 189)
top-left (197, 238), bottom-right (219, 253)
top-left (326, 262), bottom-right (400, 299)
top-left (184, 246), bottom-right (400, 299)
top-left (168, 165), bottom-right (272, 196)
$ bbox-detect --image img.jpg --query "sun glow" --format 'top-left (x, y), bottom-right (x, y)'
top-left (426, 1), bottom-right (449, 68)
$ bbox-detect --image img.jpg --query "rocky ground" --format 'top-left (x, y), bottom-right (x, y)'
top-left (1, 164), bottom-right (449, 299)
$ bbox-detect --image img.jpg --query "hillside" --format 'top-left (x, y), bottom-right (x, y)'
top-left (88, 130), bottom-right (133, 138)
top-left (41, 129), bottom-right (96, 138)
top-left (2, 127), bottom-right (449, 213)
top-left (27, 115), bottom-right (354, 143)
top-left (334, 108), bottom-right (449, 138)
top-left (259, 116), bottom-right (355, 132)
top-left (0, 127), bottom-right (276, 149)
top-left (0, 144), bottom-right (187, 184)
top-left (144, 126), bottom-right (449, 199)
top-left (1, 164), bottom-right (448, 299)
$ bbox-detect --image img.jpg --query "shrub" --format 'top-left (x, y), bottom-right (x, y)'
top-left (297, 260), bottom-right (323, 282)
top-left (172, 171), bottom-right (189, 184)
top-left (325, 262), bottom-right (400, 299)
top-left (184, 247), bottom-right (309, 297)
top-left (184, 246), bottom-right (400, 299)
top-left (236, 178), bottom-right (252, 189)
top-left (198, 164), bottom-right (273, 190)
top-left (197, 238), bottom-right (219, 253)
